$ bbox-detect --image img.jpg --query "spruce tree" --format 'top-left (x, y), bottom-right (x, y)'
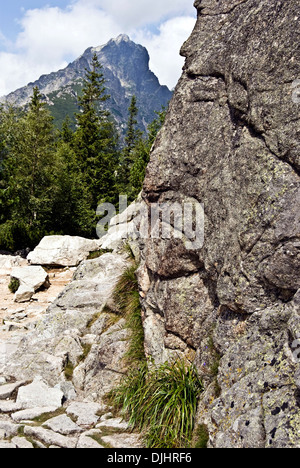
top-left (0, 88), bottom-right (59, 249)
top-left (74, 54), bottom-right (119, 209)
top-left (118, 95), bottom-right (142, 194)
top-left (124, 96), bottom-right (140, 159)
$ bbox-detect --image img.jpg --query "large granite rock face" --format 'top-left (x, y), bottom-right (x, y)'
top-left (139, 0), bottom-right (300, 448)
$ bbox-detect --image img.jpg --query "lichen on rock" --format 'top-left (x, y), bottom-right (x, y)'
top-left (139, 0), bottom-right (300, 448)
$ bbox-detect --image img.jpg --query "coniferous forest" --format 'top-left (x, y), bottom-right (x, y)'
top-left (0, 54), bottom-right (166, 252)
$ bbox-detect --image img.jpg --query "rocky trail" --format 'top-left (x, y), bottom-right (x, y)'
top-left (0, 267), bottom-right (74, 339)
top-left (0, 377), bottom-right (142, 449)
top-left (0, 204), bottom-right (144, 449)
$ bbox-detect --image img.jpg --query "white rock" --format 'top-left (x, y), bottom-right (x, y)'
top-left (101, 433), bottom-right (143, 449)
top-left (11, 436), bottom-right (34, 449)
top-left (110, 202), bottom-right (141, 227)
top-left (100, 221), bottom-right (138, 251)
top-left (27, 235), bottom-right (101, 267)
top-left (14, 286), bottom-right (34, 303)
top-left (16, 376), bottom-right (64, 409)
top-left (96, 417), bottom-right (130, 431)
top-left (43, 414), bottom-right (82, 435)
top-left (11, 266), bottom-right (48, 303)
top-left (11, 406), bottom-right (59, 422)
top-left (0, 420), bottom-right (20, 437)
top-left (3, 320), bottom-right (28, 331)
top-left (0, 255), bottom-right (28, 275)
top-left (23, 426), bottom-right (77, 449)
top-left (54, 381), bottom-right (77, 402)
top-left (11, 266), bottom-right (48, 291)
top-left (77, 430), bottom-right (104, 449)
top-left (0, 400), bottom-right (23, 413)
top-left (66, 401), bottom-right (103, 426)
top-left (0, 380), bottom-right (26, 400)
top-left (0, 441), bottom-right (17, 448)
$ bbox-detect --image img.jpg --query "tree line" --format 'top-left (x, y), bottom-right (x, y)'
top-left (0, 54), bottom-right (166, 251)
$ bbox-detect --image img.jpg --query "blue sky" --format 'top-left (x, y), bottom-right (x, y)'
top-left (1, 1), bottom-right (70, 39)
top-left (0, 0), bottom-right (196, 96)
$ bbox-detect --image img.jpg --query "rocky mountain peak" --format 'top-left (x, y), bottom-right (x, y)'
top-left (112, 33), bottom-right (131, 44)
top-left (2, 35), bottom-right (172, 133)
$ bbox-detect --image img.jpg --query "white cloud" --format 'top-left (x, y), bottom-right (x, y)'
top-left (0, 0), bottom-right (196, 96)
top-left (93, 0), bottom-right (195, 29)
top-left (15, 3), bottom-right (120, 64)
top-left (133, 16), bottom-right (196, 89)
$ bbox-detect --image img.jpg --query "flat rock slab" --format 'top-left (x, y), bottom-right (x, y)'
top-left (16, 377), bottom-right (64, 409)
top-left (101, 433), bottom-right (143, 449)
top-left (27, 235), bottom-right (101, 267)
top-left (97, 417), bottom-right (130, 431)
top-left (43, 414), bottom-right (82, 435)
top-left (0, 440), bottom-right (17, 448)
top-left (11, 406), bottom-right (59, 422)
top-left (66, 401), bottom-right (103, 426)
top-left (0, 400), bottom-right (23, 413)
top-left (24, 425), bottom-right (77, 449)
top-left (0, 380), bottom-right (27, 400)
top-left (11, 436), bottom-right (34, 449)
top-left (77, 430), bottom-right (104, 449)
top-left (0, 420), bottom-right (21, 437)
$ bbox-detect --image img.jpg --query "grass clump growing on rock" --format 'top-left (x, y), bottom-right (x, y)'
top-left (112, 359), bottom-right (203, 448)
top-left (109, 243), bottom-right (203, 448)
top-left (113, 259), bottom-right (145, 368)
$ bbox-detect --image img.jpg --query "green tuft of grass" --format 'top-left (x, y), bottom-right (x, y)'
top-left (193, 424), bottom-right (209, 448)
top-left (64, 359), bottom-right (75, 381)
top-left (113, 263), bottom-right (145, 368)
top-left (111, 359), bottom-right (203, 449)
top-left (87, 248), bottom-right (113, 260)
top-left (8, 277), bottom-right (20, 293)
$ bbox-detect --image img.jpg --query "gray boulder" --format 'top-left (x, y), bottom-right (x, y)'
top-left (11, 266), bottom-right (48, 303)
top-left (16, 377), bottom-right (64, 409)
top-left (27, 235), bottom-right (101, 267)
top-left (0, 255), bottom-right (28, 275)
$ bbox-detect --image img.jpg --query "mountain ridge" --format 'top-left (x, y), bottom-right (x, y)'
top-left (2, 34), bottom-right (172, 134)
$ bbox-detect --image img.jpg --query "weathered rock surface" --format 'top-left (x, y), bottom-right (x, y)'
top-left (3, 253), bottom-right (128, 387)
top-left (0, 255), bottom-right (28, 275)
top-left (16, 376), bottom-right (64, 409)
top-left (11, 266), bottom-right (49, 303)
top-left (0, 378), bottom-right (140, 449)
top-left (139, 0), bottom-right (300, 449)
top-left (27, 235), bottom-right (101, 267)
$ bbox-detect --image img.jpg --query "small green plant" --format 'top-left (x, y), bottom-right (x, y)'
top-left (8, 277), bottom-right (20, 293)
top-left (108, 252), bottom-right (203, 448)
top-left (208, 336), bottom-right (221, 377)
top-left (193, 424), bottom-right (209, 448)
top-left (113, 262), bottom-right (145, 367)
top-left (87, 248), bottom-right (113, 260)
top-left (64, 359), bottom-right (75, 381)
top-left (112, 359), bottom-right (203, 448)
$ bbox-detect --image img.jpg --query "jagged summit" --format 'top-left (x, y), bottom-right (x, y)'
top-left (3, 36), bottom-right (172, 134)
top-left (91, 34), bottom-right (131, 54)
top-left (113, 33), bottom-right (131, 44)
